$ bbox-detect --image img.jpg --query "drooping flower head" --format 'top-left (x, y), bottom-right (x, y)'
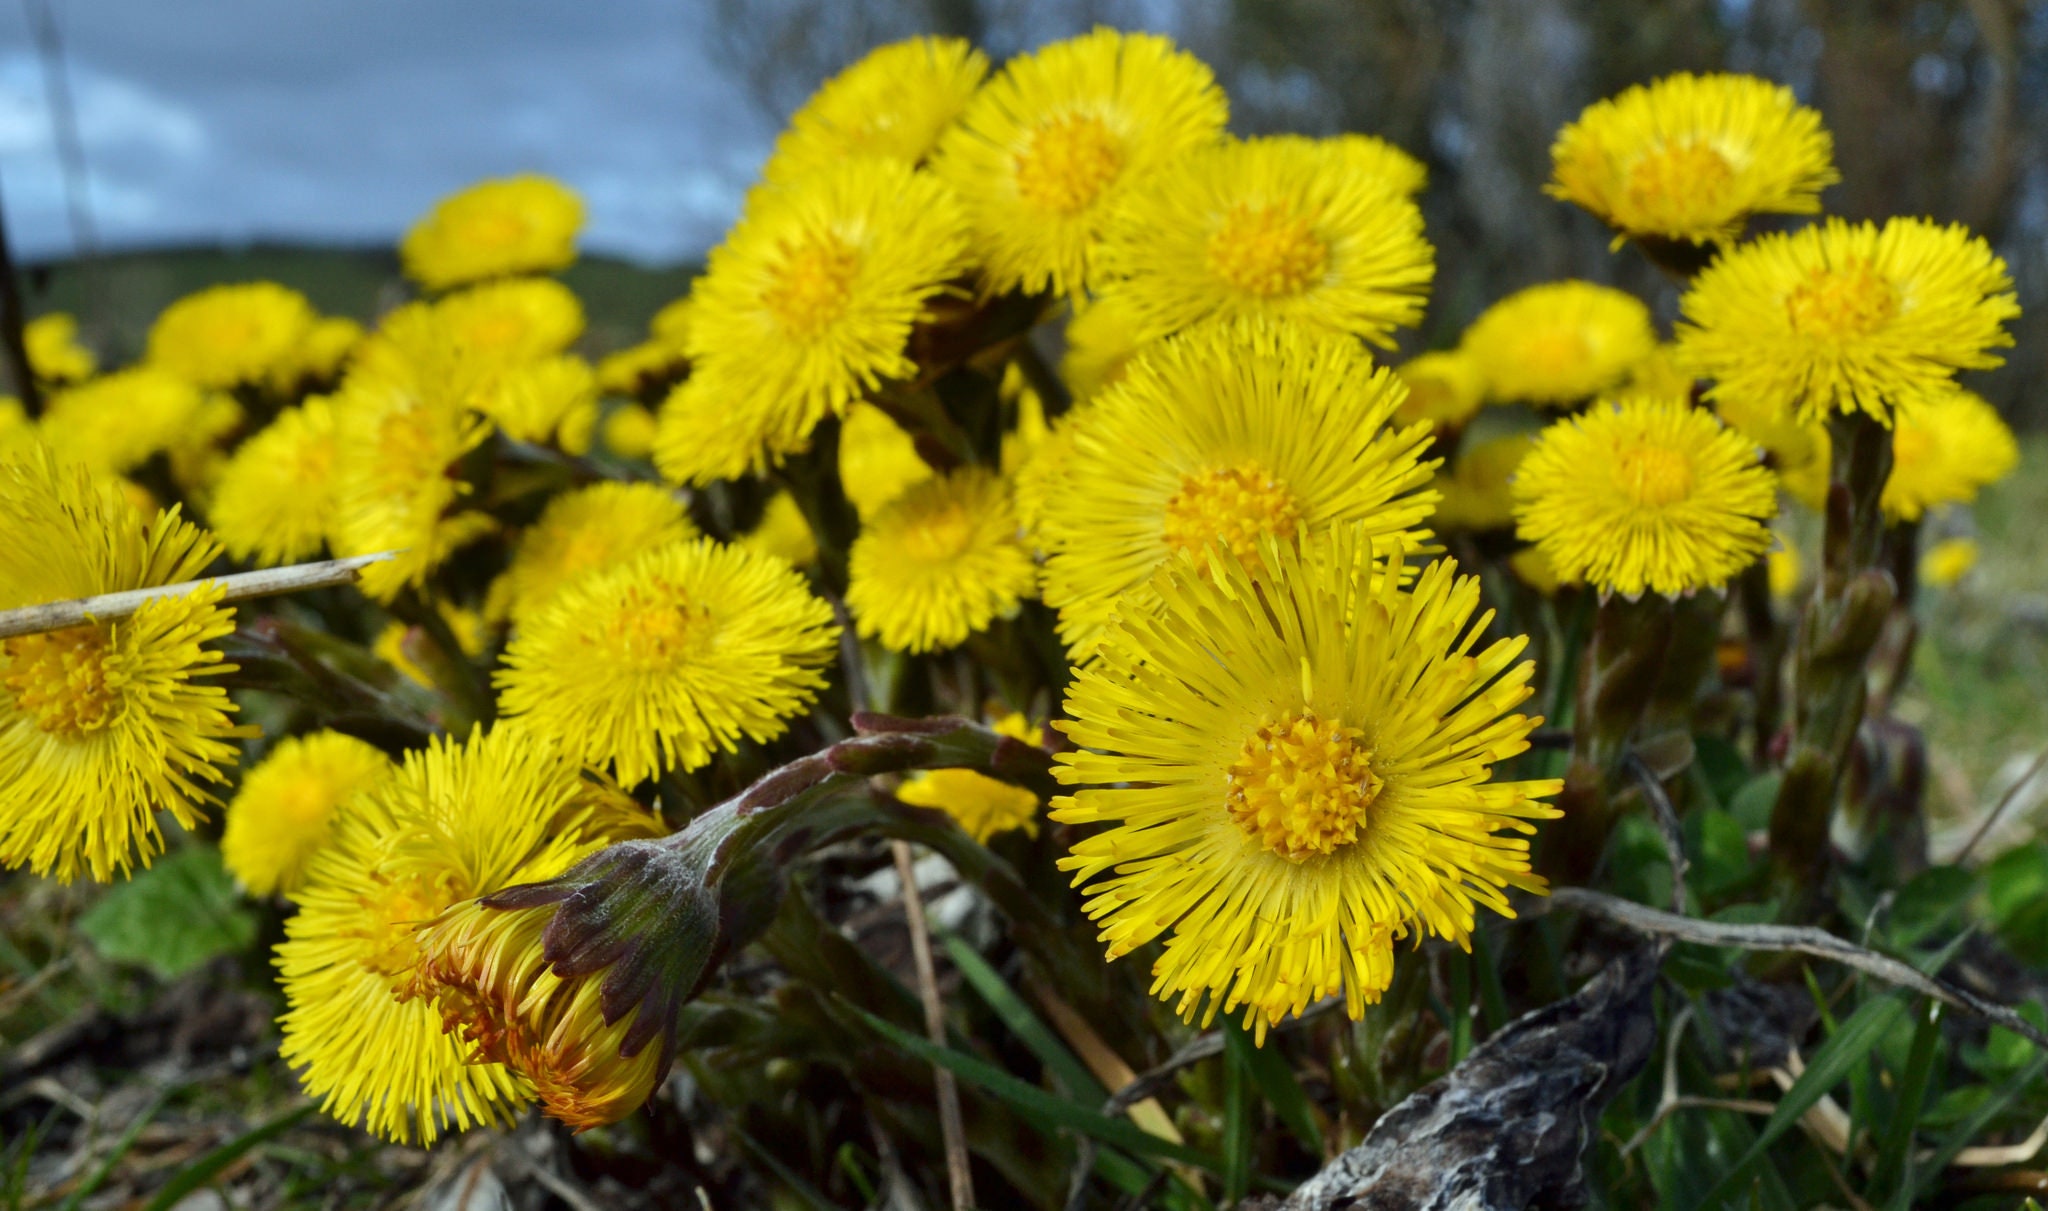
top-left (208, 397), bottom-right (343, 566)
top-left (38, 367), bottom-right (215, 477)
top-left (146, 282), bottom-right (318, 390)
top-left (1460, 280), bottom-right (1656, 407)
top-left (401, 175), bottom-right (584, 292)
top-left (221, 731), bottom-right (394, 898)
top-left (1512, 396), bottom-right (1778, 597)
top-left (25, 313), bottom-right (95, 384)
top-left (847, 466), bottom-right (1037, 653)
top-left (654, 157), bottom-right (972, 484)
top-left (1548, 72), bottom-right (1837, 247)
top-left (277, 726), bottom-right (646, 1142)
top-left (1880, 389), bottom-right (2019, 523)
top-left (765, 36), bottom-right (990, 182)
top-left (1431, 433), bottom-right (1536, 531)
top-left (485, 481), bottom-right (698, 627)
top-left (1053, 528), bottom-right (1561, 1036)
top-left (1392, 351), bottom-right (1487, 430)
top-left (1038, 318), bottom-right (1438, 653)
top-left (933, 28), bottom-right (1227, 297)
top-left (1677, 217), bottom-right (2018, 425)
top-left (0, 448), bottom-right (241, 882)
top-left (1099, 135), bottom-right (1434, 346)
top-left (496, 539), bottom-right (839, 784)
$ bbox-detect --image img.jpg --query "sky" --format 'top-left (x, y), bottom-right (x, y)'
top-left (0, 1), bottom-right (779, 264)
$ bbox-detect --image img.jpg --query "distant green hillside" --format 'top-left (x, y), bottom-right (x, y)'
top-left (21, 245), bottom-right (701, 365)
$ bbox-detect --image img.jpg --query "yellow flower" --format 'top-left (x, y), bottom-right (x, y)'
top-left (1548, 72), bottom-right (1837, 247)
top-left (1038, 318), bottom-right (1437, 653)
top-left (649, 295), bottom-right (694, 345)
top-left (1011, 402), bottom-right (1084, 543)
top-left (1099, 135), bottom-right (1433, 346)
top-left (328, 350), bottom-right (497, 603)
top-left (401, 175), bottom-right (584, 292)
top-left (1061, 291), bottom-right (1147, 403)
top-left (839, 402), bottom-right (933, 518)
top-left (1392, 351), bottom-right (1487, 429)
top-left (1767, 542), bottom-right (1802, 599)
top-left (0, 449), bottom-right (241, 882)
top-left (1919, 536), bottom-right (1978, 589)
top-left (898, 768), bottom-right (1040, 843)
top-left (431, 277), bottom-right (585, 366)
top-left (409, 899), bottom-right (668, 1132)
top-left (1676, 217), bottom-right (2018, 425)
top-left (374, 604), bottom-right (490, 691)
top-left (932, 28), bottom-right (1228, 296)
top-left (764, 36), bottom-right (990, 183)
top-left (146, 282), bottom-right (318, 390)
top-left (165, 393), bottom-right (247, 508)
top-left (600, 402), bottom-right (660, 459)
top-left (1274, 132), bottom-right (1427, 197)
top-left (209, 397), bottom-right (343, 566)
top-left (1882, 389), bottom-right (2018, 523)
top-left (221, 731), bottom-right (393, 897)
top-left (1053, 528), bottom-right (1560, 1035)
top-left (38, 367), bottom-right (214, 476)
top-left (655, 158), bottom-right (972, 485)
top-left (847, 466), bottom-right (1037, 653)
top-left (470, 355), bottom-right (600, 453)
top-left (1715, 392), bottom-right (1829, 510)
top-left (1626, 342), bottom-right (1696, 400)
top-left (1509, 544), bottom-right (1572, 595)
top-left (290, 316), bottom-right (365, 387)
top-left (1512, 396), bottom-right (1778, 597)
top-left (741, 491), bottom-right (819, 568)
top-left (496, 539), bottom-right (839, 783)
top-left (1461, 280), bottom-right (1655, 407)
top-left (277, 726), bottom-right (635, 1143)
top-left (1431, 433), bottom-right (1535, 531)
top-left (0, 398), bottom-right (34, 458)
top-left (485, 481), bottom-right (697, 627)
top-left (25, 313), bottom-right (95, 383)
top-left (596, 342), bottom-right (689, 399)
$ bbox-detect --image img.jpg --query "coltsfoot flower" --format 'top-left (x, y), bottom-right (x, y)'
top-left (933, 28), bottom-right (1227, 297)
top-left (764, 36), bottom-right (989, 182)
top-left (898, 713), bottom-right (1043, 842)
top-left (1549, 72), bottom-right (1837, 247)
top-left (485, 481), bottom-right (697, 627)
top-left (146, 282), bottom-right (318, 390)
top-left (1431, 433), bottom-right (1536, 531)
top-left (25, 313), bottom-right (95, 384)
top-left (401, 175), bottom-right (584, 292)
top-left (209, 397), bottom-right (343, 566)
top-left (846, 466), bottom-right (1037, 654)
top-left (1677, 217), bottom-right (2018, 424)
top-left (1880, 389), bottom-right (2019, 523)
top-left (740, 492), bottom-right (819, 568)
top-left (38, 367), bottom-right (216, 477)
top-left (222, 731), bottom-right (393, 897)
top-left (1392, 351), bottom-right (1487, 429)
top-left (1512, 396), bottom-right (1778, 597)
top-left (1100, 135), bottom-right (1433, 346)
top-left (1060, 291), bottom-right (1146, 404)
top-left (1053, 528), bottom-right (1560, 1036)
top-left (496, 539), bottom-right (839, 783)
top-left (0, 449), bottom-right (241, 882)
top-left (839, 403), bottom-right (934, 519)
top-left (1460, 280), bottom-right (1656, 407)
top-left (1038, 318), bottom-right (1437, 653)
top-left (1919, 536), bottom-right (1978, 588)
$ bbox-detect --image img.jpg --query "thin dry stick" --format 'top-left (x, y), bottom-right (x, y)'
top-left (1954, 741), bottom-right (2048, 865)
top-left (1545, 887), bottom-right (2048, 1054)
top-left (0, 551), bottom-right (399, 640)
top-left (892, 839), bottom-right (975, 1210)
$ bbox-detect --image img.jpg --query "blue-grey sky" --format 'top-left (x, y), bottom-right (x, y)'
top-left (0, 1), bottom-right (777, 264)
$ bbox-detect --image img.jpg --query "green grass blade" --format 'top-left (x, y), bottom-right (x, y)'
top-left (733, 1126), bottom-right (839, 1211)
top-left (940, 933), bottom-right (1107, 1104)
top-left (58, 1088), bottom-right (172, 1211)
top-left (1872, 1000), bottom-right (1942, 1209)
top-left (1913, 1050), bottom-right (2048, 1201)
top-left (1222, 1026), bottom-right (1255, 1204)
top-left (1228, 1020), bottom-right (1324, 1157)
top-left (846, 1000), bottom-right (1224, 1172)
top-left (1689, 994), bottom-right (1906, 1211)
top-left (141, 1103), bottom-right (315, 1211)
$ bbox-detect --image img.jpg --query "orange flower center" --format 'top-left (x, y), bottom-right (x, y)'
top-left (1623, 141), bottom-right (1737, 228)
top-left (1206, 202), bottom-right (1329, 298)
top-left (1015, 113), bottom-right (1125, 216)
top-left (613, 583), bottom-right (715, 666)
top-left (2, 626), bottom-right (119, 737)
top-left (895, 500), bottom-right (977, 564)
top-left (763, 233), bottom-right (861, 338)
top-left (1786, 259), bottom-right (1899, 340)
top-left (1226, 711), bottom-right (1381, 862)
top-left (354, 875), bottom-right (456, 984)
top-left (1615, 443), bottom-right (1695, 508)
top-left (1161, 463), bottom-right (1303, 561)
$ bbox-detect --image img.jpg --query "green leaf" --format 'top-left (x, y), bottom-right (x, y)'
top-left (1872, 1001), bottom-right (1942, 1208)
top-left (1222, 1026), bottom-right (1255, 1204)
top-left (941, 934), bottom-right (1106, 1104)
top-left (141, 1105), bottom-right (315, 1211)
top-left (1689, 994), bottom-right (1908, 1211)
top-left (845, 1000), bottom-right (1224, 1172)
top-left (79, 847), bottom-right (258, 979)
top-left (1693, 734), bottom-right (1749, 807)
top-left (1690, 810), bottom-right (1755, 901)
top-left (1727, 774), bottom-right (1782, 832)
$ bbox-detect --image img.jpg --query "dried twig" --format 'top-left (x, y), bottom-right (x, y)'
top-left (893, 840), bottom-right (975, 1211)
top-left (1544, 887), bottom-right (2048, 1054)
top-left (1623, 752), bottom-right (1688, 914)
top-left (1954, 741), bottom-right (2048, 865)
top-left (0, 551), bottom-right (399, 640)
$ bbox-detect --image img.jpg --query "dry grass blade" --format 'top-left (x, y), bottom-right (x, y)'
top-left (0, 552), bottom-right (400, 639)
top-left (892, 840), bottom-right (974, 1211)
